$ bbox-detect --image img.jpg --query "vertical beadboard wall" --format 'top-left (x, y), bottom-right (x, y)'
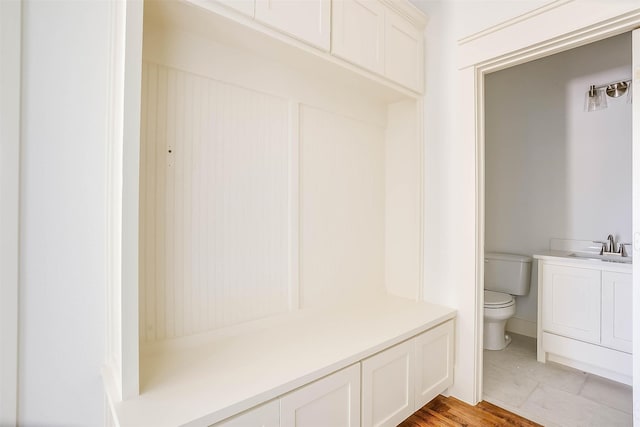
top-left (300, 105), bottom-right (386, 307)
top-left (385, 100), bottom-right (422, 301)
top-left (140, 62), bottom-right (291, 342)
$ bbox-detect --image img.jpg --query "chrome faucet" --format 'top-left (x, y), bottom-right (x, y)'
top-left (593, 236), bottom-right (613, 254)
top-left (619, 243), bottom-right (631, 257)
top-left (593, 234), bottom-right (632, 257)
top-left (607, 234), bottom-right (615, 253)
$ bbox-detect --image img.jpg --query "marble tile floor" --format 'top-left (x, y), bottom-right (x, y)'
top-left (483, 333), bottom-right (632, 427)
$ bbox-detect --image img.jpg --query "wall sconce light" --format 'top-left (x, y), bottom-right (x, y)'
top-left (585, 79), bottom-right (632, 112)
top-left (606, 81), bottom-right (628, 98)
top-left (585, 85), bottom-right (607, 112)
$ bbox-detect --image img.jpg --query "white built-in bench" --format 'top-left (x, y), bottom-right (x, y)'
top-left (108, 295), bottom-right (455, 427)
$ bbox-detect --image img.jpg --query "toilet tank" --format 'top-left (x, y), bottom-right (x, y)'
top-left (484, 252), bottom-right (532, 295)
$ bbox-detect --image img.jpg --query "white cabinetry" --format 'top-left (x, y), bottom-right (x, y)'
top-left (214, 401), bottom-right (279, 427)
top-left (601, 271), bottom-right (633, 353)
top-left (414, 319), bottom-right (454, 408)
top-left (255, 0), bottom-right (331, 50)
top-left (216, 0), bottom-right (255, 17)
top-left (211, 319), bottom-right (454, 427)
top-left (361, 320), bottom-right (454, 427)
top-left (331, 0), bottom-right (425, 92)
top-left (211, 0), bottom-right (426, 91)
top-left (537, 255), bottom-right (632, 385)
top-left (383, 8), bottom-right (424, 92)
top-left (362, 340), bottom-right (414, 427)
top-left (281, 364), bottom-right (360, 427)
top-left (214, 364), bottom-right (360, 427)
top-left (332, 0), bottom-right (385, 74)
top-left (541, 264), bottom-right (601, 343)
top-left (107, 0), bottom-right (435, 424)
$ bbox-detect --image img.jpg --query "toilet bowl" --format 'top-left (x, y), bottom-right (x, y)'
top-left (483, 252), bottom-right (531, 350)
top-left (483, 290), bottom-right (516, 350)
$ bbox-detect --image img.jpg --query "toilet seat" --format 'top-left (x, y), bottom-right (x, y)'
top-left (484, 290), bottom-right (514, 309)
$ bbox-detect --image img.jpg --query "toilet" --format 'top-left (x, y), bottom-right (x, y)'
top-left (484, 252), bottom-right (532, 350)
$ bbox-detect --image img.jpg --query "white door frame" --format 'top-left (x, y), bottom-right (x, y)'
top-left (632, 28), bottom-right (640, 423)
top-left (468, 6), bottom-right (640, 411)
top-left (0, 0), bottom-right (21, 424)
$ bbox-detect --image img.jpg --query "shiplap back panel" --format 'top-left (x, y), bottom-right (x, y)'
top-left (385, 100), bottom-right (421, 300)
top-left (140, 62), bottom-right (290, 342)
top-left (299, 105), bottom-right (386, 308)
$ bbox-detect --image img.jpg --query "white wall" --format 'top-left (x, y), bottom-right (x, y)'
top-left (412, 0), bottom-right (640, 406)
top-left (19, 0), bottom-right (109, 424)
top-left (452, 0), bottom-right (552, 39)
top-left (411, 0), bottom-right (558, 403)
top-left (0, 1), bottom-right (21, 425)
top-left (485, 33), bottom-right (632, 329)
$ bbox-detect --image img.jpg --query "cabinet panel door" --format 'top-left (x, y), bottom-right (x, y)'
top-left (362, 340), bottom-right (414, 427)
top-left (280, 364), bottom-right (360, 427)
top-left (414, 320), bottom-right (454, 409)
top-left (332, 0), bottom-right (385, 74)
top-left (384, 9), bottom-right (423, 92)
top-left (213, 400), bottom-right (279, 427)
top-left (215, 0), bottom-right (255, 17)
top-left (255, 0), bottom-right (330, 50)
top-left (542, 264), bottom-right (601, 343)
top-left (602, 271), bottom-right (632, 353)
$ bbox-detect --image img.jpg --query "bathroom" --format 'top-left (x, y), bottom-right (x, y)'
top-left (482, 32), bottom-right (633, 425)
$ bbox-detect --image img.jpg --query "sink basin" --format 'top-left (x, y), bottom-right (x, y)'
top-left (569, 252), bottom-right (632, 264)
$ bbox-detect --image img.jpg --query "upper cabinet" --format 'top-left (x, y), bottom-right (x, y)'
top-left (217, 0), bottom-right (256, 17)
top-left (255, 0), bottom-right (331, 50)
top-left (332, 0), bottom-right (426, 92)
top-left (384, 7), bottom-right (424, 92)
top-left (199, 0), bottom-right (426, 93)
top-left (332, 0), bottom-right (386, 74)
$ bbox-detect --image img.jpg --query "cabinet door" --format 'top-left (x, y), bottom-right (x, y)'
top-left (384, 9), bottom-right (424, 92)
top-left (212, 400), bottom-right (279, 427)
top-left (215, 0), bottom-right (255, 17)
top-left (332, 0), bottom-right (385, 74)
top-left (602, 271), bottom-right (632, 353)
top-left (255, 0), bottom-right (330, 50)
top-left (280, 364), bottom-right (360, 427)
top-left (414, 320), bottom-right (454, 409)
top-left (362, 340), bottom-right (414, 427)
top-left (542, 264), bottom-right (601, 343)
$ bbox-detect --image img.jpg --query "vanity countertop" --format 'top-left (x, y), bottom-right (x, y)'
top-left (533, 250), bottom-right (632, 272)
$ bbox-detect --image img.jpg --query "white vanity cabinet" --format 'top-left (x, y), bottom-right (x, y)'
top-left (541, 264), bottom-right (601, 344)
top-left (601, 271), bottom-right (633, 353)
top-left (331, 0), bottom-right (425, 92)
top-left (536, 255), bottom-right (632, 384)
top-left (255, 0), bottom-right (331, 50)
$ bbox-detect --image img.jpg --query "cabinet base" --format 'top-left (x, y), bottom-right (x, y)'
top-left (540, 332), bottom-right (632, 385)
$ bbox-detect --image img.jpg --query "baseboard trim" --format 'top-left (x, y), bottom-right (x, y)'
top-left (506, 317), bottom-right (536, 338)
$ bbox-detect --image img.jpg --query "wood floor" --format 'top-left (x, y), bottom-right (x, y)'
top-left (399, 395), bottom-right (542, 427)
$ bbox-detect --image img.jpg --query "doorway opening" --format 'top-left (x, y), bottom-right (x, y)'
top-left (481, 32), bottom-right (633, 425)
top-left (469, 9), bottom-right (640, 424)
